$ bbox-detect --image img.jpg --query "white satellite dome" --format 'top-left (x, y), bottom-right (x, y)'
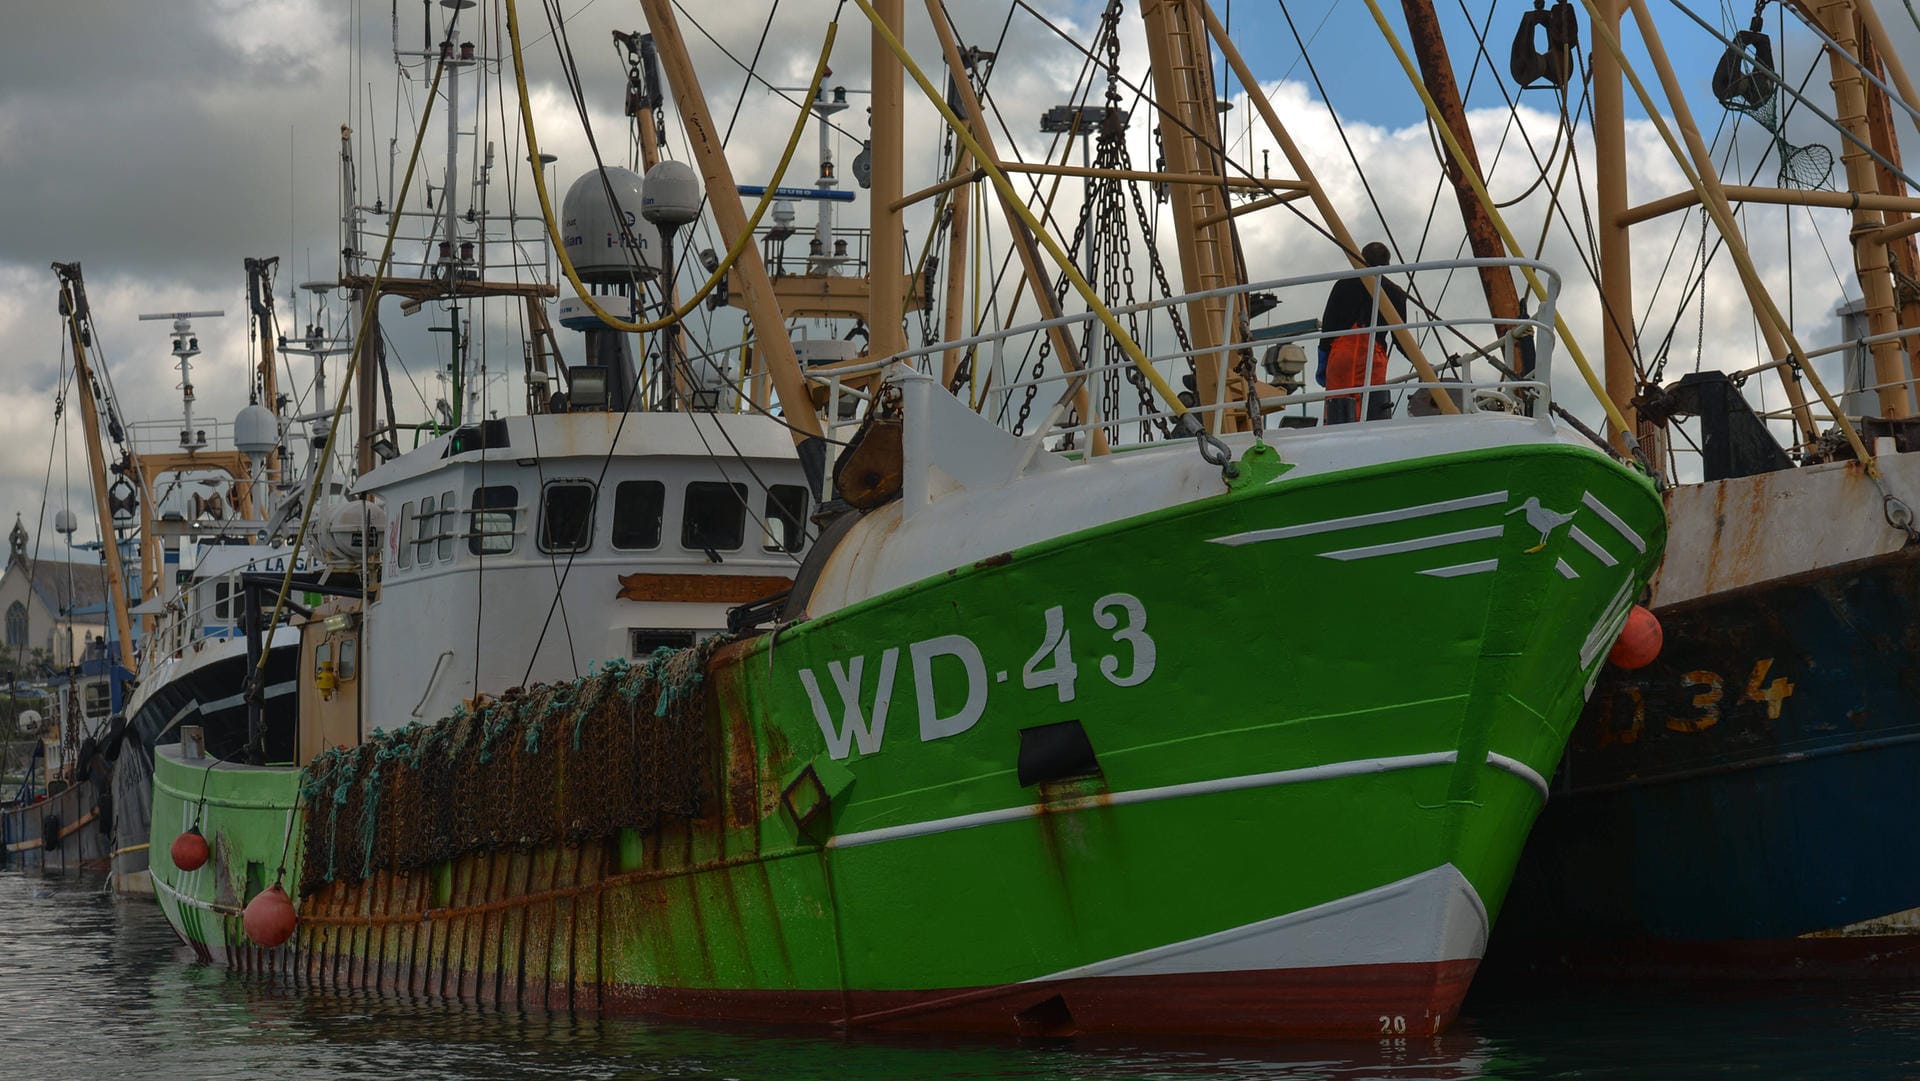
top-left (560, 167), bottom-right (660, 283)
top-left (16, 709), bottom-right (42, 737)
top-left (318, 498), bottom-right (388, 565)
top-left (642, 160), bottom-right (703, 227)
top-left (233, 403), bottom-right (278, 455)
top-left (52, 509), bottom-right (78, 536)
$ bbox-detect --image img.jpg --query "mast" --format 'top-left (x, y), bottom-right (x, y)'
top-left (1808, 0), bottom-right (1914, 416)
top-left (1590, 0), bottom-right (1639, 444)
top-left (617, 30), bottom-right (686, 407)
top-left (1137, 0), bottom-right (1242, 423)
top-left (1196, 5), bottom-right (1457, 412)
top-left (637, 0), bottom-right (829, 478)
top-left (922, 0), bottom-right (1108, 454)
top-left (244, 256), bottom-right (283, 515)
top-left (50, 264), bottom-right (137, 674)
top-left (1397, 0), bottom-right (1524, 353)
top-left (868, 0), bottom-right (908, 360)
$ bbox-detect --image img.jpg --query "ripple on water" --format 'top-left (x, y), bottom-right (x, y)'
top-left (6, 870), bottom-right (1920, 1080)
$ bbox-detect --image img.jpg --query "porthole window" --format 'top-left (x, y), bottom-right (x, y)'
top-left (611, 481), bottom-right (665, 550)
top-left (468, 486), bottom-right (519, 555)
top-left (682, 482), bottom-right (747, 552)
top-left (539, 481), bottom-right (596, 554)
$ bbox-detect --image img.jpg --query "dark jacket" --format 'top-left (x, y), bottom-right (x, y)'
top-left (1319, 274), bottom-right (1410, 351)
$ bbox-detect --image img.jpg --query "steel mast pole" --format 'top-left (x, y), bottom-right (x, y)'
top-left (868, 0), bottom-right (908, 360)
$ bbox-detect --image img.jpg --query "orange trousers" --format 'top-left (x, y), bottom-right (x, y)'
top-left (1326, 330), bottom-right (1388, 407)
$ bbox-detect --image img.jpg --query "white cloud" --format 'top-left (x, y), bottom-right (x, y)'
top-left (0, 0), bottom-right (1908, 552)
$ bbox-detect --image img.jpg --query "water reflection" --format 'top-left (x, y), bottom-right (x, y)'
top-left (6, 869), bottom-right (1920, 1080)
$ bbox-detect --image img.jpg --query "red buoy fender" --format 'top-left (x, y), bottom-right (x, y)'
top-left (170, 827), bottom-right (210, 872)
top-left (243, 883), bottom-right (297, 948)
top-left (1608, 604), bottom-right (1663, 670)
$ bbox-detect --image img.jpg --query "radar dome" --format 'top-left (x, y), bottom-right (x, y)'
top-left (234, 403), bottom-right (278, 455)
top-left (318, 499), bottom-right (388, 565)
top-left (642, 160), bottom-right (702, 227)
top-left (16, 710), bottom-right (42, 737)
top-left (561, 167), bottom-right (660, 283)
top-left (52, 509), bottom-right (77, 536)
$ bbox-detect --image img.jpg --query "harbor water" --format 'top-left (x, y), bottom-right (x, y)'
top-left (8, 870), bottom-right (1920, 1079)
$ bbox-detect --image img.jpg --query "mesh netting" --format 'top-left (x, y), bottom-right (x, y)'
top-left (297, 639), bottom-right (726, 899)
top-left (1715, 27), bottom-right (1834, 189)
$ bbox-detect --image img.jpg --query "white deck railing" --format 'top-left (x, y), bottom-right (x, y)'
top-left (806, 257), bottom-right (1563, 450)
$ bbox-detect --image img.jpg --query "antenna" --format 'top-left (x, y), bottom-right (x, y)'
top-left (138, 310), bottom-right (226, 451)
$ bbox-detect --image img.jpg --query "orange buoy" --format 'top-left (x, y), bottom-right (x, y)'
top-left (243, 883), bottom-right (297, 948)
top-left (1608, 604), bottom-right (1663, 669)
top-left (170, 827), bottom-right (210, 872)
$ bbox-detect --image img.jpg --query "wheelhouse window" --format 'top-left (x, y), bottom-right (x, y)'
top-left (397, 501), bottom-right (414, 569)
top-left (213, 580), bottom-right (232, 621)
top-left (414, 495), bottom-right (437, 564)
top-left (682, 482), bottom-right (747, 552)
top-left (611, 480), bottom-right (665, 550)
top-left (437, 489), bottom-right (456, 561)
top-left (763, 485), bottom-right (809, 553)
top-left (468, 486), bottom-right (518, 555)
top-left (539, 481), bottom-right (596, 554)
top-left (338, 637), bottom-right (358, 682)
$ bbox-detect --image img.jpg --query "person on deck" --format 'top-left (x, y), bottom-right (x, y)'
top-left (1316, 242), bottom-right (1410, 424)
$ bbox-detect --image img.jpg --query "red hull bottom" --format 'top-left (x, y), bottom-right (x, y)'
top-left (200, 937), bottom-right (1479, 1039)
top-left (600, 959), bottom-right (1483, 1039)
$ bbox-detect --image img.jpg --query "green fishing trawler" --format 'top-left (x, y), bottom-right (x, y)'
top-left (130, 0), bottom-right (1663, 1039)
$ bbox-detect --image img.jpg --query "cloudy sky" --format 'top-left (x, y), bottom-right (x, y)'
top-left (1, 0), bottom-right (1914, 561)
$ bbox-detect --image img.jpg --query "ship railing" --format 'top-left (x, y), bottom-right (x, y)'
top-left (1734, 325), bottom-right (1920, 437)
top-left (140, 569), bottom-right (307, 661)
top-left (809, 257), bottom-right (1561, 449)
top-left (125, 419), bottom-right (242, 457)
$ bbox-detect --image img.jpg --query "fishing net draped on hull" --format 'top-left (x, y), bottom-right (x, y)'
top-left (298, 641), bottom-right (724, 899)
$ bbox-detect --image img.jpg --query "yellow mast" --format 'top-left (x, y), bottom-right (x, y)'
top-left (1806, 0), bottom-right (1914, 417)
top-left (50, 264), bottom-right (137, 674)
top-left (1138, 0), bottom-right (1243, 424)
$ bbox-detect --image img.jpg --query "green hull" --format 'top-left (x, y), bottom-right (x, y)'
top-left (152, 438), bottom-right (1663, 1037)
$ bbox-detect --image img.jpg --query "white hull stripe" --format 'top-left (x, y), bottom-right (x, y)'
top-left (1579, 576), bottom-right (1638, 671)
top-left (828, 749), bottom-right (1548, 850)
top-left (1582, 491), bottom-right (1647, 553)
top-left (1320, 525), bottom-right (1503, 562)
top-left (1569, 526), bottom-right (1618, 567)
top-left (1485, 752), bottom-right (1551, 800)
top-left (1026, 864), bottom-right (1490, 980)
top-left (1420, 558), bottom-right (1499, 578)
top-left (199, 680), bottom-right (299, 715)
top-left (1574, 579), bottom-right (1635, 672)
top-left (1208, 491), bottom-right (1507, 547)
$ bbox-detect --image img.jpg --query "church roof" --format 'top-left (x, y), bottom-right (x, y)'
top-left (3, 557), bottom-right (113, 617)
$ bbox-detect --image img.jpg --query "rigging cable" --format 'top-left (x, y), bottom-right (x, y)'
top-left (255, 18), bottom-right (458, 680)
